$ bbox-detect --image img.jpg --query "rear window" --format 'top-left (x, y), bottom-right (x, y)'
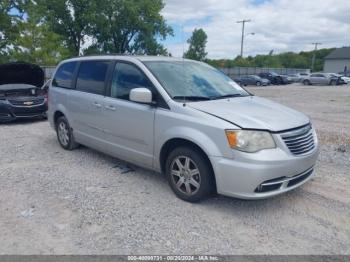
top-left (53, 62), bottom-right (77, 88)
top-left (76, 61), bottom-right (110, 95)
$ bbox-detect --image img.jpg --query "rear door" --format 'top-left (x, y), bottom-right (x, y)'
top-left (102, 61), bottom-right (156, 168)
top-left (68, 60), bottom-right (111, 147)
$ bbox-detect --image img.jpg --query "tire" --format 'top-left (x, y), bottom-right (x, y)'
top-left (303, 80), bottom-right (310, 85)
top-left (330, 80), bottom-right (337, 86)
top-left (256, 81), bottom-right (262, 86)
top-left (56, 116), bottom-right (79, 150)
top-left (165, 146), bottom-right (214, 202)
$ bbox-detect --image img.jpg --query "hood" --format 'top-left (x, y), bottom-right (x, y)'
top-left (0, 62), bottom-right (44, 88)
top-left (187, 96), bottom-right (310, 132)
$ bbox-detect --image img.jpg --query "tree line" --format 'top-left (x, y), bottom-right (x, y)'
top-left (0, 1), bottom-right (333, 71)
top-left (206, 48), bottom-right (334, 72)
top-left (0, 0), bottom-right (173, 65)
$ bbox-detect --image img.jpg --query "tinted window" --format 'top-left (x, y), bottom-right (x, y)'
top-left (76, 61), bottom-right (109, 95)
top-left (53, 62), bottom-right (77, 88)
top-left (111, 62), bottom-right (153, 100)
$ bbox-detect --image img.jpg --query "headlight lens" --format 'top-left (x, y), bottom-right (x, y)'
top-left (225, 130), bottom-right (276, 153)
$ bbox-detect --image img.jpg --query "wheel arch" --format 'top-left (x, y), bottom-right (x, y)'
top-left (53, 111), bottom-right (65, 127)
top-left (159, 137), bottom-right (217, 192)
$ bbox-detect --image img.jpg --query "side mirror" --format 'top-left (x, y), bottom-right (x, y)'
top-left (129, 88), bottom-right (153, 104)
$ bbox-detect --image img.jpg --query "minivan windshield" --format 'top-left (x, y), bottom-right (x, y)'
top-left (144, 61), bottom-right (250, 101)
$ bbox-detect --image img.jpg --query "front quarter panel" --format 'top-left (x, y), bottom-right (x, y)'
top-left (154, 103), bottom-right (237, 172)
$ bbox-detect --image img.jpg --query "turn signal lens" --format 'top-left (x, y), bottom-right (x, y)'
top-left (225, 130), bottom-right (238, 148)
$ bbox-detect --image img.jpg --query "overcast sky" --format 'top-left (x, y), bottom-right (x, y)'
top-left (160, 0), bottom-right (350, 59)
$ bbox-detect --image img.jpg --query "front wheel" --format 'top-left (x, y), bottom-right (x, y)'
top-left (303, 80), bottom-right (311, 85)
top-left (330, 80), bottom-right (337, 86)
top-left (166, 147), bottom-right (214, 202)
top-left (56, 116), bottom-right (79, 150)
top-left (256, 81), bottom-right (262, 86)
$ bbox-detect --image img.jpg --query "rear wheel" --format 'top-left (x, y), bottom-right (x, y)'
top-left (56, 116), bottom-right (79, 150)
top-left (166, 147), bottom-right (214, 202)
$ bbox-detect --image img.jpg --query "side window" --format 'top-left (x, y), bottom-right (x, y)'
top-left (111, 62), bottom-right (153, 101)
top-left (52, 62), bottom-right (77, 88)
top-left (76, 60), bottom-right (110, 95)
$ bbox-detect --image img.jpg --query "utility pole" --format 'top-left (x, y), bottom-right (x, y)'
top-left (237, 19), bottom-right (251, 57)
top-left (311, 42), bottom-right (322, 71)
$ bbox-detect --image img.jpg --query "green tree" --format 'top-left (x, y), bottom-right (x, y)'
top-left (184, 28), bottom-right (207, 61)
top-left (39, 0), bottom-right (95, 56)
top-left (0, 0), bottom-right (25, 62)
top-left (8, 3), bottom-right (71, 65)
top-left (87, 0), bottom-right (172, 55)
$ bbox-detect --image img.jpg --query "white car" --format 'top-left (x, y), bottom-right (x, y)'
top-left (331, 73), bottom-right (350, 84)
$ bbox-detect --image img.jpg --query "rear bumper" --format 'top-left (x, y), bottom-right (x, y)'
top-left (0, 99), bottom-right (47, 122)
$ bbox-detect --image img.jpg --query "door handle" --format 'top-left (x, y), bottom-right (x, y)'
top-left (93, 102), bottom-right (102, 108)
top-left (105, 105), bottom-right (116, 111)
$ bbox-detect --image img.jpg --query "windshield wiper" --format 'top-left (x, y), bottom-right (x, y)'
top-left (211, 94), bottom-right (245, 100)
top-left (173, 96), bottom-right (211, 101)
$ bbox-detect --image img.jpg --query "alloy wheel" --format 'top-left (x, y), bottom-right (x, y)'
top-left (58, 121), bottom-right (69, 146)
top-left (170, 156), bottom-right (201, 196)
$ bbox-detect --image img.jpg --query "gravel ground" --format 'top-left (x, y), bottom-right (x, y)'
top-left (0, 83), bottom-right (349, 255)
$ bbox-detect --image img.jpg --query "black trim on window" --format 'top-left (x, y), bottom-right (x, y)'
top-left (75, 60), bottom-right (111, 96)
top-left (52, 61), bottom-right (79, 89)
top-left (107, 60), bottom-right (170, 110)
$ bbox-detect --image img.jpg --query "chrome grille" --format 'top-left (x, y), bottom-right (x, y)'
top-left (281, 124), bottom-right (315, 155)
top-left (8, 98), bottom-right (44, 106)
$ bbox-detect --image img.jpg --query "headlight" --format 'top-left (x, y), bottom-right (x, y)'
top-left (225, 130), bottom-right (276, 153)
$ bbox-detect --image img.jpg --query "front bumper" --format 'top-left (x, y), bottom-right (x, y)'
top-left (0, 98), bottom-right (47, 122)
top-left (210, 130), bottom-right (319, 199)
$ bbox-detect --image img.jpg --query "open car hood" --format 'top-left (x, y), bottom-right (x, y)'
top-left (0, 62), bottom-right (44, 88)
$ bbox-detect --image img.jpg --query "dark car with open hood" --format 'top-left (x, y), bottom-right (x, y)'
top-left (0, 62), bottom-right (47, 122)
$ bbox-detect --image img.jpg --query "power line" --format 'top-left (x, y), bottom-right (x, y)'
top-left (237, 19), bottom-right (251, 57)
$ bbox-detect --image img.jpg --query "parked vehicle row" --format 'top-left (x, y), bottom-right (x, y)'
top-left (234, 71), bottom-right (350, 87)
top-left (234, 72), bottom-right (312, 87)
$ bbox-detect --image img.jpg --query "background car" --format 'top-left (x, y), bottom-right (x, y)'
top-left (287, 74), bottom-right (302, 82)
top-left (258, 72), bottom-right (292, 85)
top-left (331, 73), bottom-right (350, 84)
top-left (235, 75), bottom-right (270, 86)
top-left (302, 73), bottom-right (345, 86)
top-left (0, 62), bottom-right (47, 122)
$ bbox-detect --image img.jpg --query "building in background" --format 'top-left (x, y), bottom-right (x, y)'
top-left (324, 47), bottom-right (350, 73)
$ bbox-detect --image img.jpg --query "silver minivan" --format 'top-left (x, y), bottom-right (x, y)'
top-left (48, 56), bottom-right (319, 202)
